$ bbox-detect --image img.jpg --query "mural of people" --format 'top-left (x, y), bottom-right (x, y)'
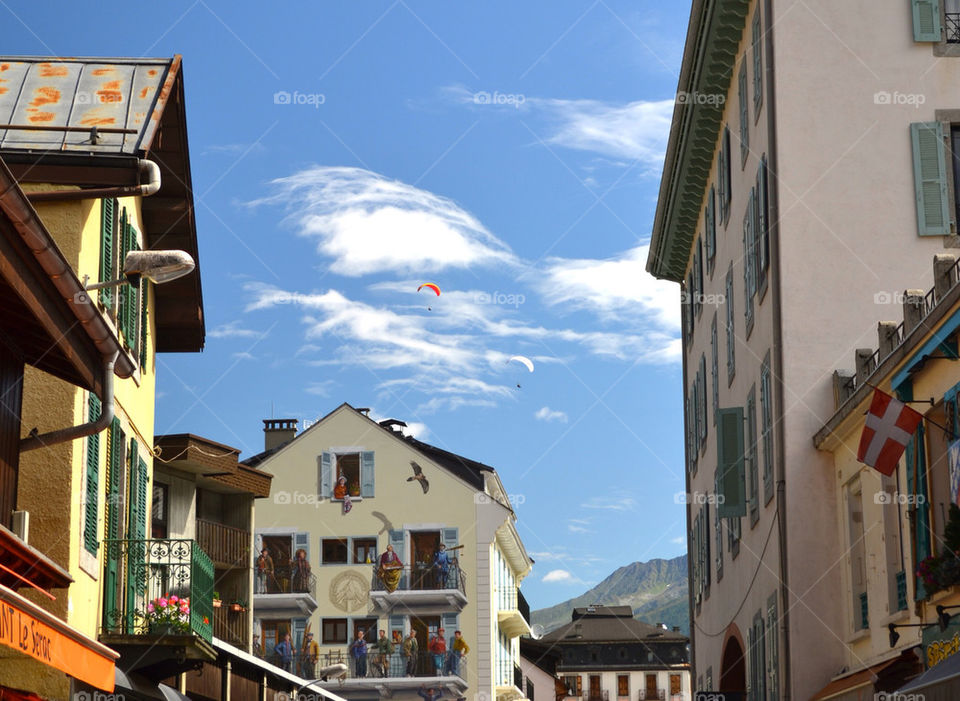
top-left (428, 627), bottom-right (447, 675)
top-left (378, 544), bottom-right (403, 593)
top-left (256, 548), bottom-right (274, 594)
top-left (291, 548), bottom-right (311, 592)
top-left (374, 629), bottom-right (394, 677)
top-left (402, 630), bottom-right (419, 676)
top-left (418, 686), bottom-right (445, 701)
top-left (333, 475), bottom-right (348, 499)
top-left (445, 630), bottom-right (469, 675)
top-left (432, 544), bottom-right (452, 588)
top-left (275, 632), bottom-right (295, 673)
top-left (349, 630), bottom-right (368, 678)
top-left (302, 631), bottom-right (319, 679)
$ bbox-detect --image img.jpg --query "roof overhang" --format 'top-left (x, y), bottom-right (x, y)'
top-left (0, 55), bottom-right (204, 352)
top-left (0, 522), bottom-right (71, 591)
top-left (646, 0), bottom-right (751, 282)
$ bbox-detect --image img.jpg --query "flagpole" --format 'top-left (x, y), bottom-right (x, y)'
top-left (861, 381), bottom-right (952, 436)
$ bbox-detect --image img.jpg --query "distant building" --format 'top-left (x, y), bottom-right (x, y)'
top-left (537, 606), bottom-right (690, 701)
top-left (246, 403), bottom-right (533, 701)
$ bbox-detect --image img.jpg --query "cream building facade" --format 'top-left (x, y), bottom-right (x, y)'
top-left (646, 1), bottom-right (960, 698)
top-left (247, 404), bottom-right (533, 701)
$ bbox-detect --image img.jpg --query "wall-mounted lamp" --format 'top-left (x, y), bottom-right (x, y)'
top-left (936, 604), bottom-right (960, 631)
top-left (84, 250), bottom-right (195, 291)
top-left (889, 622), bottom-right (927, 648)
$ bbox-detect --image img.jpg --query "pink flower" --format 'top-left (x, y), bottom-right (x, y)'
top-left (147, 603), bottom-right (154, 613)
top-left (170, 595), bottom-right (179, 604)
top-left (158, 598), bottom-right (168, 608)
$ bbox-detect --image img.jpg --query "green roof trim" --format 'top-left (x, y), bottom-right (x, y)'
top-left (647, 0), bottom-right (751, 282)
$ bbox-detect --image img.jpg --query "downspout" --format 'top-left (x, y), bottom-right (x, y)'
top-left (763, 0), bottom-right (791, 697)
top-left (20, 351), bottom-right (116, 451)
top-left (25, 158), bottom-right (161, 202)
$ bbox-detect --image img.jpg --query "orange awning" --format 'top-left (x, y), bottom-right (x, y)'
top-left (810, 656), bottom-right (903, 700)
top-left (0, 583), bottom-right (117, 691)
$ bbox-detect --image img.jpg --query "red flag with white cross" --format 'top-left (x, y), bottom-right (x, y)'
top-left (857, 389), bottom-right (923, 476)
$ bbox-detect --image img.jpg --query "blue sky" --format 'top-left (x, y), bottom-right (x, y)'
top-left (6, 0), bottom-right (692, 609)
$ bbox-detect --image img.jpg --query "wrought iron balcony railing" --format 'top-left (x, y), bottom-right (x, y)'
top-left (637, 691), bottom-right (664, 701)
top-left (254, 564), bottom-right (318, 599)
top-left (262, 648), bottom-right (467, 679)
top-left (583, 692), bottom-right (610, 701)
top-left (947, 13), bottom-right (960, 43)
top-left (498, 586), bottom-right (531, 624)
top-left (370, 565), bottom-right (466, 596)
top-left (196, 518), bottom-right (250, 568)
top-left (101, 539), bottom-right (213, 642)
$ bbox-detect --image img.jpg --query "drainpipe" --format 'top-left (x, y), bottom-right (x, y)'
top-left (20, 351), bottom-right (116, 451)
top-left (25, 158), bottom-right (161, 202)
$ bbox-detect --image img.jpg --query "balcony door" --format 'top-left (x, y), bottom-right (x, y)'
top-left (0, 340), bottom-right (22, 532)
top-left (589, 675), bottom-right (600, 699)
top-left (645, 674), bottom-right (657, 697)
top-left (411, 530), bottom-right (440, 590)
top-left (411, 615), bottom-right (440, 675)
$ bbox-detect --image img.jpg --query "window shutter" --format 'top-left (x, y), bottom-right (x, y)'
top-left (99, 198), bottom-right (116, 308)
top-left (718, 135), bottom-right (727, 223)
top-left (361, 450), bottom-right (375, 497)
top-left (756, 157), bottom-right (769, 286)
top-left (706, 187), bottom-right (716, 267)
top-left (912, 0), bottom-right (943, 41)
top-left (442, 612), bottom-right (458, 633)
top-left (319, 451), bottom-right (332, 497)
top-left (711, 314), bottom-right (719, 425)
top-left (124, 226), bottom-right (140, 348)
top-left (105, 419), bottom-right (124, 541)
top-left (84, 395), bottom-right (101, 555)
top-left (911, 122), bottom-right (951, 235)
top-left (725, 268), bottom-right (736, 382)
top-left (293, 618), bottom-right (307, 651)
top-left (761, 355), bottom-right (774, 504)
top-left (747, 388), bottom-right (758, 520)
top-left (699, 355), bottom-right (708, 446)
top-left (442, 527), bottom-right (459, 550)
top-left (389, 529), bottom-right (405, 564)
top-left (766, 594), bottom-right (779, 701)
top-left (692, 512), bottom-right (701, 602)
top-left (126, 438), bottom-right (140, 539)
top-left (738, 62), bottom-right (749, 164)
top-left (717, 407), bottom-right (746, 517)
top-left (704, 502), bottom-right (711, 590)
top-left (295, 532), bottom-right (310, 560)
top-left (753, 10), bottom-right (763, 115)
top-left (139, 281), bottom-right (149, 369)
top-left (389, 614), bottom-right (405, 638)
top-left (117, 209), bottom-right (129, 339)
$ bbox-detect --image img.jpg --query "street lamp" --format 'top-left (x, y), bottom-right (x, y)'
top-left (83, 249), bottom-right (195, 290)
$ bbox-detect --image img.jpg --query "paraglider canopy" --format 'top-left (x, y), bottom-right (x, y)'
top-left (509, 355), bottom-right (534, 373)
top-left (417, 283), bottom-right (441, 296)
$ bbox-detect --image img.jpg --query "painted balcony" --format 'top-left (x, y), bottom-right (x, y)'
top-left (253, 564), bottom-right (319, 617)
top-left (497, 586), bottom-right (532, 638)
top-left (99, 538), bottom-right (216, 680)
top-left (369, 565), bottom-right (468, 614)
top-left (309, 650), bottom-right (467, 696)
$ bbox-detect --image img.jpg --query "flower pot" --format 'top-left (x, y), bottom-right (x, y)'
top-left (229, 603), bottom-right (244, 612)
top-left (149, 622), bottom-right (185, 636)
top-left (212, 600), bottom-right (222, 608)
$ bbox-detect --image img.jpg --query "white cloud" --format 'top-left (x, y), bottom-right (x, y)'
top-left (543, 569), bottom-right (576, 583)
top-left (209, 320), bottom-right (268, 339)
top-left (581, 496), bottom-right (637, 512)
top-left (535, 406), bottom-right (568, 423)
top-left (231, 351), bottom-right (256, 361)
top-left (536, 245), bottom-right (680, 331)
top-left (367, 408), bottom-right (431, 440)
top-left (247, 166), bottom-right (518, 276)
top-left (305, 380), bottom-right (335, 397)
top-left (670, 536), bottom-right (686, 545)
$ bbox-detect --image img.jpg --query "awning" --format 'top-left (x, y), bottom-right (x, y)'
top-left (158, 684), bottom-right (192, 701)
top-left (0, 582), bottom-right (117, 691)
top-left (897, 648), bottom-right (960, 698)
top-left (810, 655), bottom-right (905, 700)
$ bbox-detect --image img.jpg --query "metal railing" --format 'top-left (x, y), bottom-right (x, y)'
top-left (370, 565), bottom-right (466, 596)
top-left (276, 649), bottom-right (466, 679)
top-left (583, 693), bottom-right (609, 701)
top-left (101, 539), bottom-right (213, 642)
top-left (638, 692), bottom-right (664, 701)
top-left (254, 564), bottom-right (317, 599)
top-left (498, 586), bottom-right (530, 625)
top-left (948, 13), bottom-right (960, 43)
top-left (196, 518), bottom-right (250, 568)
top-left (212, 602), bottom-right (248, 647)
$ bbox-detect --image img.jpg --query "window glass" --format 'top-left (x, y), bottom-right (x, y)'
top-left (322, 538), bottom-right (348, 563)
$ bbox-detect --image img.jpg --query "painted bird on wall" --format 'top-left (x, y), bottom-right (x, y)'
top-left (407, 461), bottom-right (429, 493)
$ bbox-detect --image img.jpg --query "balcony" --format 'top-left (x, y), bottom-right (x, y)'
top-left (498, 586), bottom-right (533, 638)
top-left (369, 565), bottom-right (468, 614)
top-left (212, 601), bottom-right (249, 648)
top-left (495, 662), bottom-right (524, 701)
top-left (949, 13), bottom-right (960, 43)
top-left (197, 518), bottom-right (250, 568)
top-left (99, 539), bottom-right (216, 679)
top-left (253, 564), bottom-right (319, 616)
top-left (584, 693), bottom-right (610, 701)
top-left (305, 650), bottom-right (468, 695)
top-left (637, 692), bottom-right (665, 701)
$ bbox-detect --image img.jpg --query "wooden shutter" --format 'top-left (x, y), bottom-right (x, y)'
top-left (99, 198), bottom-right (116, 308)
top-left (911, 122), bottom-right (951, 235)
top-left (717, 407), bottom-right (746, 517)
top-left (711, 314), bottom-right (719, 425)
top-left (756, 157), bottom-right (769, 286)
top-left (752, 10), bottom-right (763, 115)
top-left (102, 419), bottom-right (124, 632)
top-left (361, 450), bottom-right (375, 497)
top-left (738, 62), bottom-right (749, 163)
top-left (293, 618), bottom-right (307, 651)
top-left (442, 527), bottom-right (459, 550)
top-left (761, 355), bottom-right (774, 504)
top-left (117, 209), bottom-right (129, 338)
top-left (743, 189), bottom-right (756, 322)
top-left (389, 614), bottom-right (405, 639)
top-left (442, 612), bottom-right (458, 634)
top-left (692, 512), bottom-right (701, 602)
top-left (706, 187), bottom-right (716, 266)
top-left (726, 267), bottom-right (736, 380)
top-left (718, 134), bottom-right (727, 223)
top-left (703, 502), bottom-right (711, 590)
top-left (139, 281), bottom-right (149, 369)
top-left (319, 452), bottom-right (332, 497)
top-left (747, 388), bottom-right (758, 520)
top-left (766, 594), bottom-right (779, 701)
top-left (84, 395), bottom-right (101, 555)
top-left (912, 0), bottom-right (943, 41)
top-left (699, 354), bottom-right (708, 446)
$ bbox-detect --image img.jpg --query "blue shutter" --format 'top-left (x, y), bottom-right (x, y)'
top-left (442, 528), bottom-right (459, 550)
top-left (442, 612), bottom-right (458, 633)
top-left (294, 618), bottom-right (307, 652)
top-left (361, 451), bottom-right (375, 497)
top-left (84, 395), bottom-right (101, 555)
top-left (319, 451), bottom-right (332, 498)
top-left (295, 531), bottom-right (310, 561)
top-left (717, 407), bottom-right (746, 518)
top-left (389, 529), bottom-right (405, 558)
top-left (912, 0), bottom-right (943, 41)
top-left (911, 122), bottom-right (951, 236)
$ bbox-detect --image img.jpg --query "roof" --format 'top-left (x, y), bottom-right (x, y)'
top-left (155, 433), bottom-right (272, 498)
top-left (0, 55), bottom-right (204, 353)
top-left (241, 403), bottom-right (493, 490)
top-left (539, 607), bottom-right (688, 644)
top-left (645, 0), bottom-right (751, 282)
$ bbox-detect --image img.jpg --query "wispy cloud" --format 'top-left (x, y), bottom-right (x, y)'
top-left (581, 496), bottom-right (637, 512)
top-left (535, 406), bottom-right (568, 423)
top-left (247, 166), bottom-right (518, 276)
top-left (542, 569), bottom-right (579, 583)
top-left (209, 320), bottom-right (269, 339)
top-left (201, 142), bottom-right (266, 156)
top-left (670, 536), bottom-right (685, 545)
top-left (568, 517), bottom-right (593, 534)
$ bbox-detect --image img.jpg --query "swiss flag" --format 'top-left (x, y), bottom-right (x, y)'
top-left (857, 389), bottom-right (923, 476)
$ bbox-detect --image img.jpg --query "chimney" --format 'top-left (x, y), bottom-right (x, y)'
top-left (672, 626), bottom-right (680, 633)
top-left (934, 254), bottom-right (958, 303)
top-left (263, 419), bottom-right (298, 451)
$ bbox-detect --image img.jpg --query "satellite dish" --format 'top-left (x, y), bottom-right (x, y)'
top-left (531, 623), bottom-right (545, 639)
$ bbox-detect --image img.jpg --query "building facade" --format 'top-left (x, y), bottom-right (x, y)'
top-left (0, 56), bottom-right (206, 699)
top-left (246, 404), bottom-right (533, 701)
top-left (646, 2), bottom-right (960, 698)
top-left (812, 253), bottom-right (960, 699)
top-left (537, 607), bottom-right (689, 701)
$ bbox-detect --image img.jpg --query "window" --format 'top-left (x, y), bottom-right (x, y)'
top-left (321, 450), bottom-right (376, 498)
top-left (151, 482), bottom-right (168, 539)
top-left (747, 386), bottom-right (759, 526)
top-left (760, 352), bottom-right (774, 504)
top-left (322, 538), bottom-right (348, 564)
top-left (706, 186), bottom-right (717, 273)
top-left (718, 127), bottom-right (732, 224)
top-left (749, 610), bottom-right (767, 700)
top-left (563, 676), bottom-right (581, 696)
top-left (617, 675), bottom-right (628, 697)
top-left (527, 678), bottom-right (535, 701)
top-left (752, 8), bottom-right (763, 119)
top-left (846, 477), bottom-right (868, 631)
top-left (738, 61), bottom-right (749, 165)
top-left (83, 394), bottom-right (101, 556)
top-left (755, 157), bottom-right (769, 295)
top-left (337, 453), bottom-right (360, 490)
top-left (322, 618), bottom-right (348, 644)
top-left (725, 266), bottom-right (736, 385)
top-left (353, 537), bottom-right (377, 564)
top-left (711, 313), bottom-right (719, 426)
top-left (743, 188), bottom-right (756, 331)
top-left (694, 237), bottom-right (704, 318)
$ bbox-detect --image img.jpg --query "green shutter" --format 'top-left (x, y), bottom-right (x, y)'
top-left (706, 186), bottom-right (716, 265)
top-left (117, 209), bottom-right (129, 338)
top-left (99, 198), bottom-right (115, 307)
top-left (717, 407), bottom-right (746, 517)
top-left (912, 0), bottom-right (943, 41)
top-left (319, 451), bottom-right (332, 497)
top-left (361, 451), bottom-right (375, 497)
top-left (84, 395), bottom-right (101, 556)
top-left (102, 418), bottom-right (123, 632)
top-left (738, 62), bottom-right (749, 164)
top-left (911, 122), bottom-right (951, 235)
top-left (139, 281), bottom-right (149, 368)
top-left (752, 10), bottom-right (763, 115)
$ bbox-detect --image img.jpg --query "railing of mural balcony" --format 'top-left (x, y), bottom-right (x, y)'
top-left (896, 570), bottom-right (908, 611)
top-left (370, 565), bottom-right (466, 596)
top-left (254, 564), bottom-right (317, 599)
top-left (196, 518), bottom-right (250, 568)
top-left (948, 13), bottom-right (960, 43)
top-left (262, 649), bottom-right (467, 679)
top-left (637, 692), bottom-right (664, 701)
top-left (212, 602), bottom-right (248, 647)
top-left (101, 539), bottom-right (213, 642)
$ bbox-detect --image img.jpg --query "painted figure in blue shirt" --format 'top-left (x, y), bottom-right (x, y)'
top-left (432, 544), bottom-right (452, 588)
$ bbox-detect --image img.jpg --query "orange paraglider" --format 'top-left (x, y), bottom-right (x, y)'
top-left (417, 283), bottom-right (441, 296)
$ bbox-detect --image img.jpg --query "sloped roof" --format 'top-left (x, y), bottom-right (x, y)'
top-left (540, 606), bottom-right (688, 643)
top-left (240, 403), bottom-right (492, 490)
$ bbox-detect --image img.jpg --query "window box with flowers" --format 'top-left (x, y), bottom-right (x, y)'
top-left (918, 505), bottom-right (960, 598)
top-left (144, 594), bottom-right (209, 635)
